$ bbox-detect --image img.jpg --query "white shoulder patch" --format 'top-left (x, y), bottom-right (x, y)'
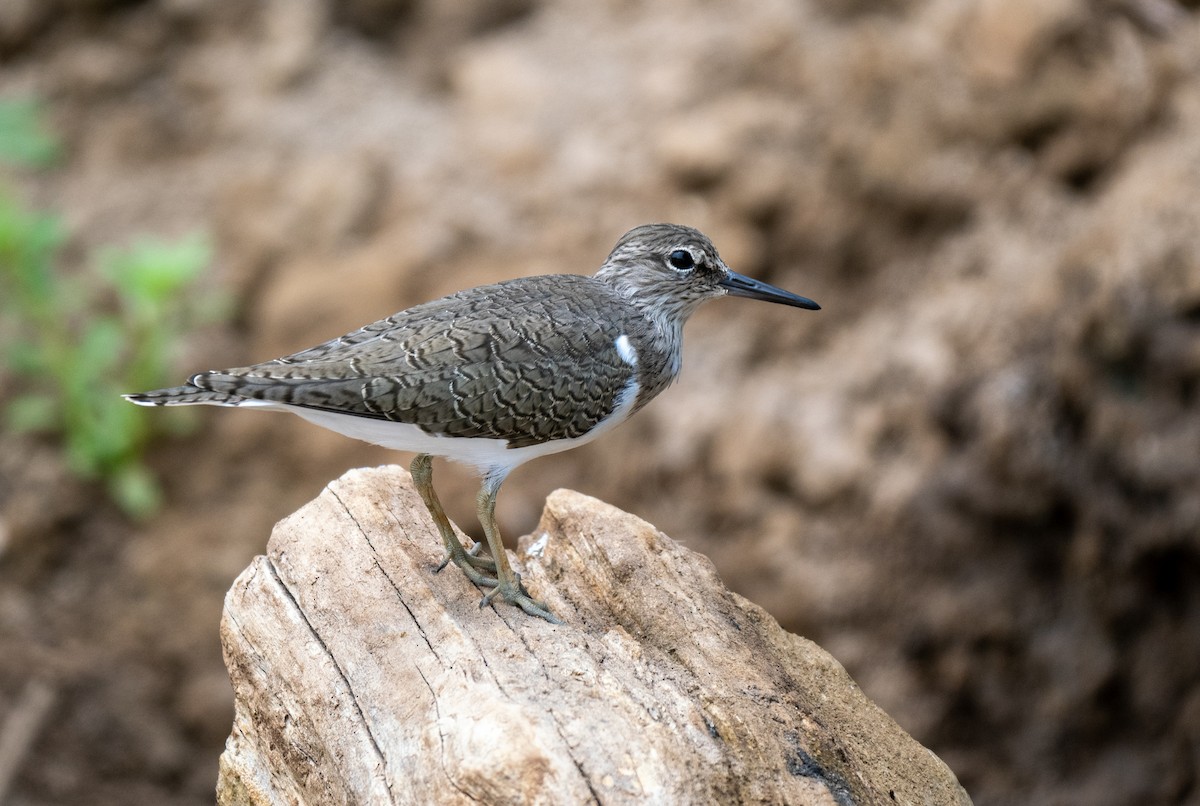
top-left (615, 334), bottom-right (638, 367)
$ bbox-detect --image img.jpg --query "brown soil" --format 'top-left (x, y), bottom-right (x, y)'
top-left (1, 1), bottom-right (1198, 804)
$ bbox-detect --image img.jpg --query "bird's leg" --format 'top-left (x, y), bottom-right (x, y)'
top-left (409, 454), bottom-right (497, 587)
top-left (475, 475), bottom-right (562, 624)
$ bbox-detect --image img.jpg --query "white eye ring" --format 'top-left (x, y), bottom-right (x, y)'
top-left (667, 249), bottom-right (697, 273)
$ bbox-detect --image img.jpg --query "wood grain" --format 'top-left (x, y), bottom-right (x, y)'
top-left (216, 466), bottom-right (971, 806)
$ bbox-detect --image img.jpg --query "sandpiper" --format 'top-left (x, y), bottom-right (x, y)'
top-left (126, 223), bottom-right (819, 623)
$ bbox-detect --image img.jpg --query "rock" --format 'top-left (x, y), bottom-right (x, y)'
top-left (216, 465), bottom-right (970, 805)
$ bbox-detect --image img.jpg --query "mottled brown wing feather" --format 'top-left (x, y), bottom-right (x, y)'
top-left (192, 275), bottom-right (642, 446)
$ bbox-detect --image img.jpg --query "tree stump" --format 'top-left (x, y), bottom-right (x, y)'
top-left (216, 466), bottom-right (970, 805)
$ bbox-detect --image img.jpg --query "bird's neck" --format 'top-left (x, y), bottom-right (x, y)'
top-left (636, 303), bottom-right (686, 380)
top-left (600, 282), bottom-right (689, 392)
top-left (594, 269), bottom-right (703, 391)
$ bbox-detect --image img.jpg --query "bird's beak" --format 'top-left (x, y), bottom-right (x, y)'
top-left (718, 271), bottom-right (821, 310)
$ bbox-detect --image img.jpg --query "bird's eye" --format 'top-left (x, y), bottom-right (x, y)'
top-left (667, 250), bottom-right (695, 271)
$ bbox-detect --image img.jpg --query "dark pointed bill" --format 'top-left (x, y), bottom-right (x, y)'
top-left (719, 271), bottom-right (821, 310)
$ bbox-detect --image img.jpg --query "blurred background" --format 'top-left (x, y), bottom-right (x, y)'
top-left (1, 1), bottom-right (1198, 803)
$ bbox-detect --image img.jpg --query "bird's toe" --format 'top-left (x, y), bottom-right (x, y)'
top-left (479, 573), bottom-right (562, 624)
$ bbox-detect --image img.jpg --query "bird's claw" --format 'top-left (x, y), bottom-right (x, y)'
top-left (436, 540), bottom-right (496, 573)
top-left (479, 571), bottom-right (562, 624)
top-left (437, 542), bottom-right (499, 588)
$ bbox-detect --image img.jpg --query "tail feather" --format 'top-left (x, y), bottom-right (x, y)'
top-left (123, 385), bottom-right (249, 407)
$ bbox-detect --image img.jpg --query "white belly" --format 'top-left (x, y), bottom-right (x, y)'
top-left (231, 376), bottom-right (641, 477)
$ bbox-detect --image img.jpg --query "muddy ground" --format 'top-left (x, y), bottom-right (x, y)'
top-left (1, 1), bottom-right (1198, 804)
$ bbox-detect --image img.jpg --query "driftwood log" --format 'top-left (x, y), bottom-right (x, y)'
top-left (216, 466), bottom-right (970, 805)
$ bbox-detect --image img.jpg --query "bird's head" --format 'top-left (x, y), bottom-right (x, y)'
top-left (595, 223), bottom-right (819, 323)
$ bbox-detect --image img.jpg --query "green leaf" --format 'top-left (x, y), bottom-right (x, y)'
top-left (64, 389), bottom-right (147, 474)
top-left (75, 317), bottom-right (125, 380)
top-left (108, 462), bottom-right (162, 519)
top-left (3, 339), bottom-right (44, 375)
top-left (0, 98), bottom-right (61, 168)
top-left (100, 233), bottom-right (212, 311)
top-left (0, 195), bottom-right (64, 272)
top-left (0, 197), bottom-right (66, 329)
top-left (5, 392), bottom-right (59, 433)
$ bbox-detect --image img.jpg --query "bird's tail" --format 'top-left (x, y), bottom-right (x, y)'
top-left (123, 385), bottom-right (247, 407)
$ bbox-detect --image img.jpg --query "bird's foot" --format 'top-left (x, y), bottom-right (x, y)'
top-left (435, 540), bottom-right (496, 572)
top-left (437, 541), bottom-right (499, 588)
top-left (480, 571), bottom-right (562, 624)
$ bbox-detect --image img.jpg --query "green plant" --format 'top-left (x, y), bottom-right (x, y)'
top-left (0, 97), bottom-right (60, 167)
top-left (0, 98), bottom-right (222, 517)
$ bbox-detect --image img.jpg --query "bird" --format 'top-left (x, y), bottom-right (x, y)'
top-left (125, 223), bottom-right (820, 623)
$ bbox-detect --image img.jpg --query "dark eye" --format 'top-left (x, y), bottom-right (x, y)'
top-left (667, 250), bottom-right (695, 271)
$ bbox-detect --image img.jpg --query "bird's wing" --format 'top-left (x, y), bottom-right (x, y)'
top-left (192, 276), bottom-right (641, 445)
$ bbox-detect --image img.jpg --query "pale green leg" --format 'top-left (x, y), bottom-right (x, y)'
top-left (476, 475), bottom-right (562, 624)
top-left (410, 454), bottom-right (497, 587)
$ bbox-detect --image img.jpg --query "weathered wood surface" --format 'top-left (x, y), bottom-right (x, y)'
top-left (216, 465), bottom-right (970, 806)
